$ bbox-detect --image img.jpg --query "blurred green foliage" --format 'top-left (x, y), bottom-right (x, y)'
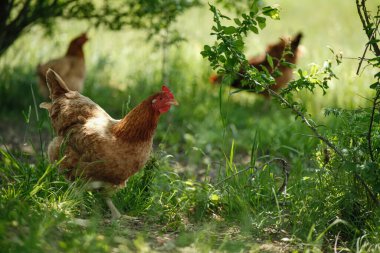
top-left (0, 0), bottom-right (201, 57)
top-left (201, 0), bottom-right (380, 250)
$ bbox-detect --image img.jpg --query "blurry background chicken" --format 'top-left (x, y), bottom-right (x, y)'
top-left (210, 32), bottom-right (303, 98)
top-left (37, 33), bottom-right (88, 97)
top-left (40, 69), bottom-right (178, 219)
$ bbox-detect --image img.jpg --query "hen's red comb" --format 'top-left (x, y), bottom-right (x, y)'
top-left (162, 85), bottom-right (174, 98)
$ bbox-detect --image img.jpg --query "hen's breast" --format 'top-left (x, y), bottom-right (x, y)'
top-left (68, 130), bottom-right (153, 185)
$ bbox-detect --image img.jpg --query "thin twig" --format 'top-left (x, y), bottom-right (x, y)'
top-left (354, 173), bottom-right (379, 206)
top-left (367, 90), bottom-right (380, 162)
top-left (354, 0), bottom-right (380, 206)
top-left (215, 165), bottom-right (255, 187)
top-left (342, 56), bottom-right (372, 61)
top-left (268, 89), bottom-right (344, 158)
top-left (268, 89), bottom-right (380, 206)
top-left (356, 0), bottom-right (380, 59)
top-left (161, 27), bottom-right (169, 84)
top-left (354, 92), bottom-right (376, 103)
top-left (356, 17), bottom-right (380, 74)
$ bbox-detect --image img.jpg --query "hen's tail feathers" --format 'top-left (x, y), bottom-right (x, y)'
top-left (46, 69), bottom-right (71, 100)
top-left (291, 32), bottom-right (303, 52)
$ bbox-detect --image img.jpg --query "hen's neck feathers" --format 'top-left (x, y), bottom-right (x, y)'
top-left (66, 44), bottom-right (84, 58)
top-left (112, 95), bottom-right (160, 142)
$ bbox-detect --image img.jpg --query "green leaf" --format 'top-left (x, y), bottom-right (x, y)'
top-left (266, 54), bottom-right (274, 69)
top-left (370, 81), bottom-right (380, 89)
top-left (218, 55), bottom-right (227, 63)
top-left (262, 6), bottom-right (280, 20)
top-left (209, 194), bottom-right (220, 202)
top-left (234, 39), bottom-right (244, 51)
top-left (251, 4), bottom-right (259, 16)
top-left (234, 18), bottom-right (242, 25)
top-left (281, 62), bottom-right (297, 68)
top-left (249, 25), bottom-right (258, 34)
top-left (256, 16), bottom-right (266, 29)
top-left (220, 14), bottom-right (231, 20)
top-left (223, 26), bottom-right (237, 34)
top-left (203, 45), bottom-right (211, 51)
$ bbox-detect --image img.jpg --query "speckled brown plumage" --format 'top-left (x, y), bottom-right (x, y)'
top-left (41, 69), bottom-right (177, 187)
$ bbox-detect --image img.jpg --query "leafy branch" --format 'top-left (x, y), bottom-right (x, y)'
top-left (202, 3), bottom-right (380, 206)
top-left (201, 4), bottom-right (342, 157)
top-left (356, 1), bottom-right (380, 164)
top-left (268, 89), bottom-right (343, 157)
top-left (356, 0), bottom-right (380, 57)
top-left (201, 4), bottom-right (280, 93)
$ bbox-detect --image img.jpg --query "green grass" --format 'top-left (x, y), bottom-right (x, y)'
top-left (1, 0), bottom-right (380, 252)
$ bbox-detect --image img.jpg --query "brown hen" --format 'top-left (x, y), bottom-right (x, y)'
top-left (40, 69), bottom-right (178, 219)
top-left (37, 33), bottom-right (88, 97)
top-left (210, 32), bottom-right (303, 98)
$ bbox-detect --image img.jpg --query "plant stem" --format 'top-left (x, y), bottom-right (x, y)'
top-left (270, 88), bottom-right (379, 206)
top-left (268, 89), bottom-right (344, 158)
top-left (162, 27), bottom-right (169, 84)
top-left (356, 16), bottom-right (380, 74)
top-left (354, 173), bottom-right (379, 206)
top-left (356, 0), bottom-right (380, 57)
top-left (367, 90), bottom-right (380, 162)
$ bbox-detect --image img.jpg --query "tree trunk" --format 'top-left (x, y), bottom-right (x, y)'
top-left (0, 0), bottom-right (32, 57)
top-left (0, 0), bottom-right (70, 57)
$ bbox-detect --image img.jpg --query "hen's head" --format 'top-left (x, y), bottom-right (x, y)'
top-left (266, 32), bottom-right (303, 62)
top-left (72, 33), bottom-right (89, 46)
top-left (67, 33), bottom-right (89, 57)
top-left (151, 86), bottom-right (179, 114)
top-left (266, 37), bottom-right (289, 59)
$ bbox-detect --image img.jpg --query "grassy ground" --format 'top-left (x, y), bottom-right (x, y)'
top-left (1, 0), bottom-right (380, 252)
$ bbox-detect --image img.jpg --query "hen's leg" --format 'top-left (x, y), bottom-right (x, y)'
top-left (87, 181), bottom-right (122, 219)
top-left (105, 197), bottom-right (121, 219)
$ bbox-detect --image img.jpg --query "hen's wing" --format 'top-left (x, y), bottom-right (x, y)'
top-left (41, 70), bottom-right (117, 179)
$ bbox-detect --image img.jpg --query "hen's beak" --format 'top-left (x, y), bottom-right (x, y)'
top-left (167, 99), bottom-right (179, 106)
